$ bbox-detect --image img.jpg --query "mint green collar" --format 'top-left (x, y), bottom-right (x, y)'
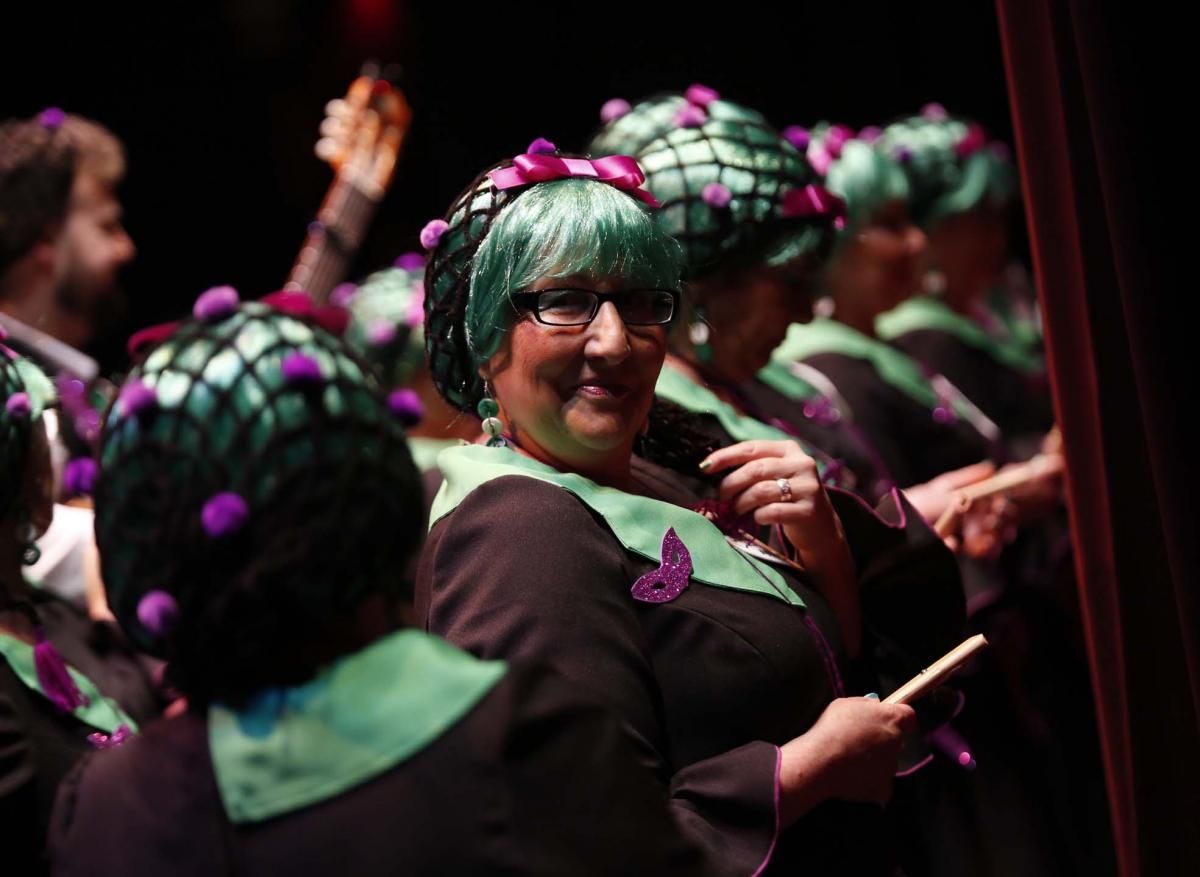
top-left (755, 360), bottom-right (823, 402)
top-left (0, 634), bottom-right (137, 734)
top-left (655, 362), bottom-right (839, 479)
top-left (408, 436), bottom-right (463, 473)
top-left (431, 444), bottom-right (805, 607)
top-left (876, 296), bottom-right (1044, 375)
top-left (773, 318), bottom-right (985, 424)
top-left (209, 629), bottom-right (506, 823)
top-left (655, 363), bottom-right (793, 444)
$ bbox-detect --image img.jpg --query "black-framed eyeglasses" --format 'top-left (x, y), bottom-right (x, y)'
top-left (510, 288), bottom-right (679, 327)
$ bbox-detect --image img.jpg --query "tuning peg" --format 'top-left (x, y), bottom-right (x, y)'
top-left (315, 138), bottom-right (340, 162)
top-left (320, 117), bottom-right (345, 138)
top-left (325, 99), bottom-right (351, 119)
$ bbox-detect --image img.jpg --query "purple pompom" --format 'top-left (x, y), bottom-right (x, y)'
top-left (685, 84), bottom-right (720, 107)
top-left (922, 102), bottom-right (948, 121)
top-left (330, 282), bottom-right (358, 307)
top-left (702, 183), bottom-right (732, 209)
top-left (600, 98), bottom-right (632, 123)
top-left (201, 491), bottom-right (249, 538)
top-left (526, 137), bottom-right (557, 155)
top-left (118, 380), bottom-right (158, 419)
top-left (673, 104), bottom-right (707, 128)
top-left (419, 219), bottom-right (449, 251)
top-left (367, 319), bottom-right (398, 347)
top-left (38, 107), bottom-right (66, 130)
top-left (857, 125), bottom-right (882, 144)
top-left (388, 388), bottom-right (425, 427)
top-left (192, 285), bottom-right (240, 321)
top-left (393, 251), bottom-right (425, 271)
top-left (782, 125), bottom-right (811, 151)
top-left (4, 392), bottom-right (30, 417)
top-left (137, 590), bottom-right (180, 636)
top-left (0, 324), bottom-right (7, 341)
top-left (63, 457), bottom-right (98, 496)
top-left (281, 352), bottom-right (323, 385)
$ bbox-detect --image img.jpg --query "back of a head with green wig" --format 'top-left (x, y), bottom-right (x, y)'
top-left (424, 158), bottom-right (682, 413)
top-left (344, 256), bottom-right (428, 390)
top-left (877, 106), bottom-right (1018, 227)
top-left (588, 88), bottom-right (839, 280)
top-left (804, 123), bottom-right (911, 235)
top-left (1, 346), bottom-right (55, 519)
top-left (95, 300), bottom-right (422, 706)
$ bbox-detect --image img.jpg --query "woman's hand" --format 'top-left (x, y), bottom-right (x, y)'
top-left (701, 440), bottom-right (842, 571)
top-left (700, 440), bottom-right (860, 655)
top-left (778, 696), bottom-right (917, 825)
top-left (902, 461), bottom-right (996, 524)
top-left (949, 494), bottom-right (1019, 560)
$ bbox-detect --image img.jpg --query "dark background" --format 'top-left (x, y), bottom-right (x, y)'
top-left (2, 1), bottom-right (1013, 370)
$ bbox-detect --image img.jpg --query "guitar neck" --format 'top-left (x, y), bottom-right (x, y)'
top-left (285, 174), bottom-right (381, 305)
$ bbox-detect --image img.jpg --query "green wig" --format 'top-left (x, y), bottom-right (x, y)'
top-left (423, 152), bottom-right (683, 413)
top-left (94, 300), bottom-right (422, 705)
top-left (877, 106), bottom-right (1018, 227)
top-left (1, 347), bottom-right (55, 518)
top-left (344, 255), bottom-right (428, 390)
top-left (587, 87), bottom-right (840, 279)
top-left (804, 123), bottom-right (911, 235)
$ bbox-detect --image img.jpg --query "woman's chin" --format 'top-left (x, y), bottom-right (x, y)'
top-left (561, 413), bottom-right (639, 453)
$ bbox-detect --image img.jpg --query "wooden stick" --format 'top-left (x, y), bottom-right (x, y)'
top-left (933, 452), bottom-right (1064, 538)
top-left (884, 634), bottom-right (989, 704)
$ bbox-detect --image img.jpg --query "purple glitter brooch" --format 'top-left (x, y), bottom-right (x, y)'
top-left (630, 528), bottom-right (693, 604)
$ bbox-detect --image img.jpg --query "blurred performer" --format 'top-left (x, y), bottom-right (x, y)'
top-left (0, 109), bottom-right (135, 609)
top-left (340, 253), bottom-right (478, 475)
top-left (875, 106), bottom-right (1054, 449)
top-left (1, 351), bottom-right (161, 877)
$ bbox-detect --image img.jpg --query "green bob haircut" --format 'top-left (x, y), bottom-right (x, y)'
top-left (807, 123), bottom-right (911, 235)
top-left (344, 258), bottom-right (428, 390)
top-left (877, 108), bottom-right (1018, 227)
top-left (424, 161), bottom-right (683, 413)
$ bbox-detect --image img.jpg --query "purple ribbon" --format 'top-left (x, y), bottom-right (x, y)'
top-left (781, 184), bottom-right (848, 222)
top-left (488, 154), bottom-right (660, 207)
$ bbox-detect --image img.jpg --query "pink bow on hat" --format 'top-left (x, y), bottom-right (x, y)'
top-left (488, 154), bottom-right (660, 207)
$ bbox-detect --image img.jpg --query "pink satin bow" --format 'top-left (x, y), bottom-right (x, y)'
top-left (488, 154), bottom-right (660, 207)
top-left (127, 291), bottom-right (349, 358)
top-left (259, 291), bottom-right (351, 338)
top-left (781, 184), bottom-right (848, 221)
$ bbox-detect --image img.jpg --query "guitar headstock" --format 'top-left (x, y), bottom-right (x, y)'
top-left (315, 68), bottom-right (412, 199)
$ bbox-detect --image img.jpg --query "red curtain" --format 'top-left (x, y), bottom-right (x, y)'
top-left (995, 2), bottom-right (1199, 874)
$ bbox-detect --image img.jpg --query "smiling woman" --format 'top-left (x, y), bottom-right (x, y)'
top-left (465, 177), bottom-right (682, 485)
top-left (416, 146), bottom-right (940, 876)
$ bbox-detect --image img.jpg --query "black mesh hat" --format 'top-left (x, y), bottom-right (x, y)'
top-left (95, 291), bottom-right (422, 702)
top-left (587, 85), bottom-right (845, 279)
top-left (421, 158), bottom-right (520, 415)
